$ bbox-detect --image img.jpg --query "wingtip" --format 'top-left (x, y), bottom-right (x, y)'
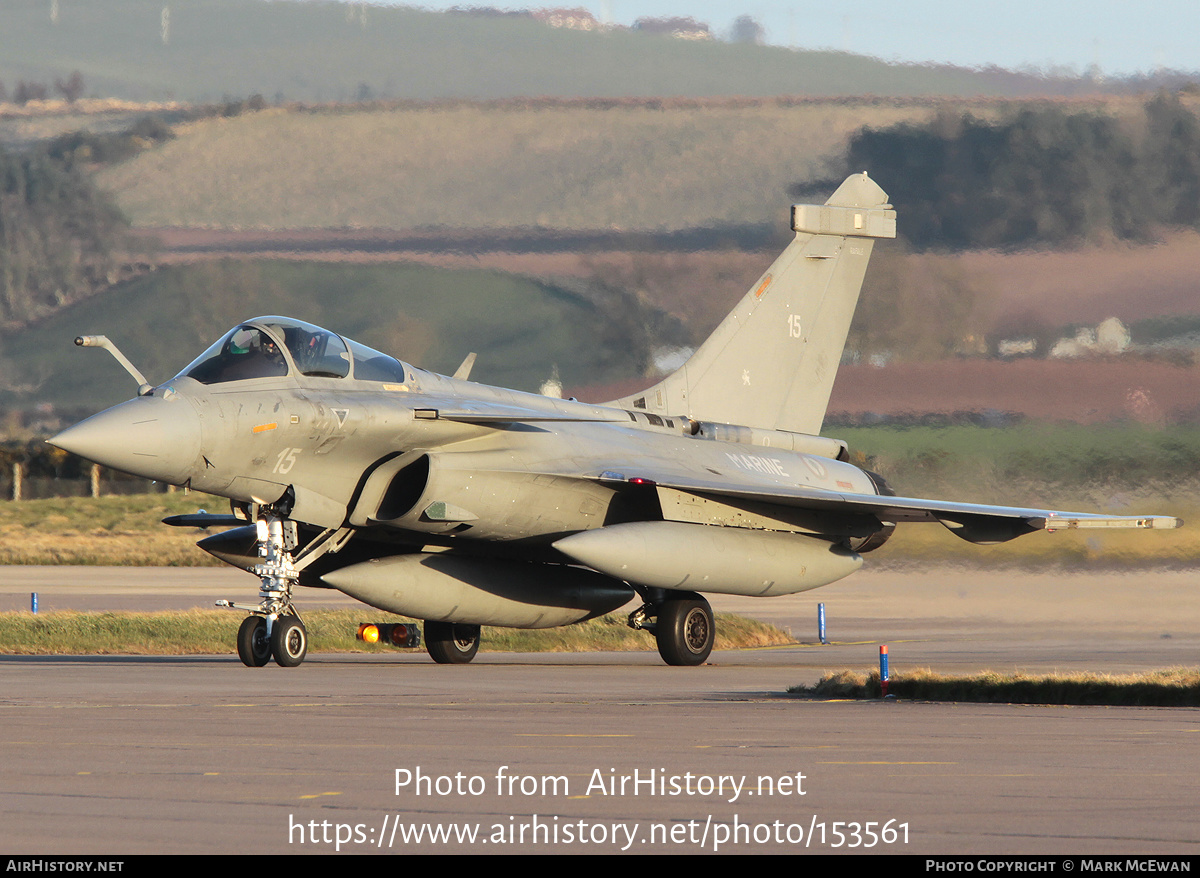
top-left (1029, 514), bottom-right (1184, 531)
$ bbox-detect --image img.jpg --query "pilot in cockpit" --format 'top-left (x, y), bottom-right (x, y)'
top-left (261, 336), bottom-right (285, 367)
top-left (186, 326), bottom-right (290, 384)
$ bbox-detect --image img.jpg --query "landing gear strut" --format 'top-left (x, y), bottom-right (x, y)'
top-left (424, 621), bottom-right (481, 664)
top-left (220, 507), bottom-right (352, 668)
top-left (628, 590), bottom-right (715, 666)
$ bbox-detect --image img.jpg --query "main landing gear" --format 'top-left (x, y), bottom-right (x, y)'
top-left (220, 507), bottom-right (351, 668)
top-left (424, 620), bottom-right (481, 664)
top-left (627, 590), bottom-right (715, 666)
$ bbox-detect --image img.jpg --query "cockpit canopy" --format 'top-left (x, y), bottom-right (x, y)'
top-left (179, 317), bottom-right (408, 385)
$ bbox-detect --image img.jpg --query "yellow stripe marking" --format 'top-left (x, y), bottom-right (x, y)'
top-left (818, 761), bottom-right (956, 765)
top-left (515, 734), bottom-right (633, 738)
top-left (252, 422), bottom-right (278, 433)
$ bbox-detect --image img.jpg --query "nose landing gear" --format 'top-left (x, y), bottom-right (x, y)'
top-left (234, 612), bottom-right (308, 668)
top-left (220, 509), bottom-right (351, 668)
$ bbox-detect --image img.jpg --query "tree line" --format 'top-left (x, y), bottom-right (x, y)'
top-left (0, 71), bottom-right (86, 104)
top-left (842, 92), bottom-right (1200, 249)
top-left (0, 144), bottom-right (128, 327)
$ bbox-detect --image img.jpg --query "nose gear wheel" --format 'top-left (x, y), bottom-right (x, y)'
top-left (236, 615), bottom-right (272, 667)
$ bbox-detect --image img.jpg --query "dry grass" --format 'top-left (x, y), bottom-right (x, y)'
top-left (98, 101), bottom-right (939, 230)
top-left (868, 517), bottom-right (1197, 570)
top-left (0, 494), bottom-right (223, 566)
top-left (795, 667), bottom-right (1200, 706)
top-left (1, 483), bottom-right (1193, 569)
top-left (94, 96), bottom-right (1171, 233)
top-left (0, 609), bottom-right (792, 656)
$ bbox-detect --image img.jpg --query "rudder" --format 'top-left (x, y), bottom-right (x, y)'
top-left (608, 173), bottom-right (895, 436)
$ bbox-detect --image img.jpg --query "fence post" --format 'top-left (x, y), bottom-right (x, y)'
top-left (12, 462), bottom-right (22, 501)
top-left (91, 464), bottom-right (101, 498)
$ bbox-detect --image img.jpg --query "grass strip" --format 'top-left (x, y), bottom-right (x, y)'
top-left (4, 493), bottom-right (1194, 568)
top-left (791, 667), bottom-right (1200, 706)
top-left (0, 494), bottom-right (225, 566)
top-left (0, 609), bottom-right (792, 656)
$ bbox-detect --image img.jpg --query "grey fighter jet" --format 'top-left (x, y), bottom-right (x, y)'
top-left (49, 174), bottom-right (1181, 667)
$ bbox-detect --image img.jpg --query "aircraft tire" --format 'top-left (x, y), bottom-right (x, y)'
top-left (655, 594), bottom-right (714, 666)
top-left (271, 615), bottom-right (308, 667)
top-left (425, 621), bottom-right (481, 664)
top-left (237, 615), bottom-right (272, 667)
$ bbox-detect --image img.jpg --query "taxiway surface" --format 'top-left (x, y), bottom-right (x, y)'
top-left (0, 566), bottom-right (1197, 855)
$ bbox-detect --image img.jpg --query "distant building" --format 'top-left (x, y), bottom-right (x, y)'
top-left (633, 16), bottom-right (712, 40)
top-left (997, 338), bottom-right (1037, 357)
top-left (1095, 316), bottom-right (1131, 354)
top-left (1049, 318), bottom-right (1130, 358)
top-left (447, 6), bottom-right (535, 19)
top-left (534, 8), bottom-right (600, 31)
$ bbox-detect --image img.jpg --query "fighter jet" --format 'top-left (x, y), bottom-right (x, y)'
top-left (49, 173), bottom-right (1180, 668)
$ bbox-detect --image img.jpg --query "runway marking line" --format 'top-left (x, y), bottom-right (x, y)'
top-left (515, 734), bottom-right (634, 738)
top-left (695, 744), bottom-right (839, 750)
top-left (792, 639), bottom-right (931, 647)
top-left (817, 761), bottom-right (957, 765)
top-left (218, 703), bottom-right (333, 708)
top-left (300, 792), bottom-right (342, 799)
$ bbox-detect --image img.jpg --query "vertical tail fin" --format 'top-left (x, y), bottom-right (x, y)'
top-left (608, 173), bottom-right (895, 436)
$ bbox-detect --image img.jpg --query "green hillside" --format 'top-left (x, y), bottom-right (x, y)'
top-left (0, 260), bottom-right (669, 414)
top-left (2, 0), bottom-right (1092, 103)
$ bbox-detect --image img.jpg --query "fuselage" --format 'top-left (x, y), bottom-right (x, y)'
top-left (52, 357), bottom-right (880, 546)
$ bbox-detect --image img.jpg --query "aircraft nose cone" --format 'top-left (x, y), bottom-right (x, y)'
top-left (48, 395), bottom-right (202, 485)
